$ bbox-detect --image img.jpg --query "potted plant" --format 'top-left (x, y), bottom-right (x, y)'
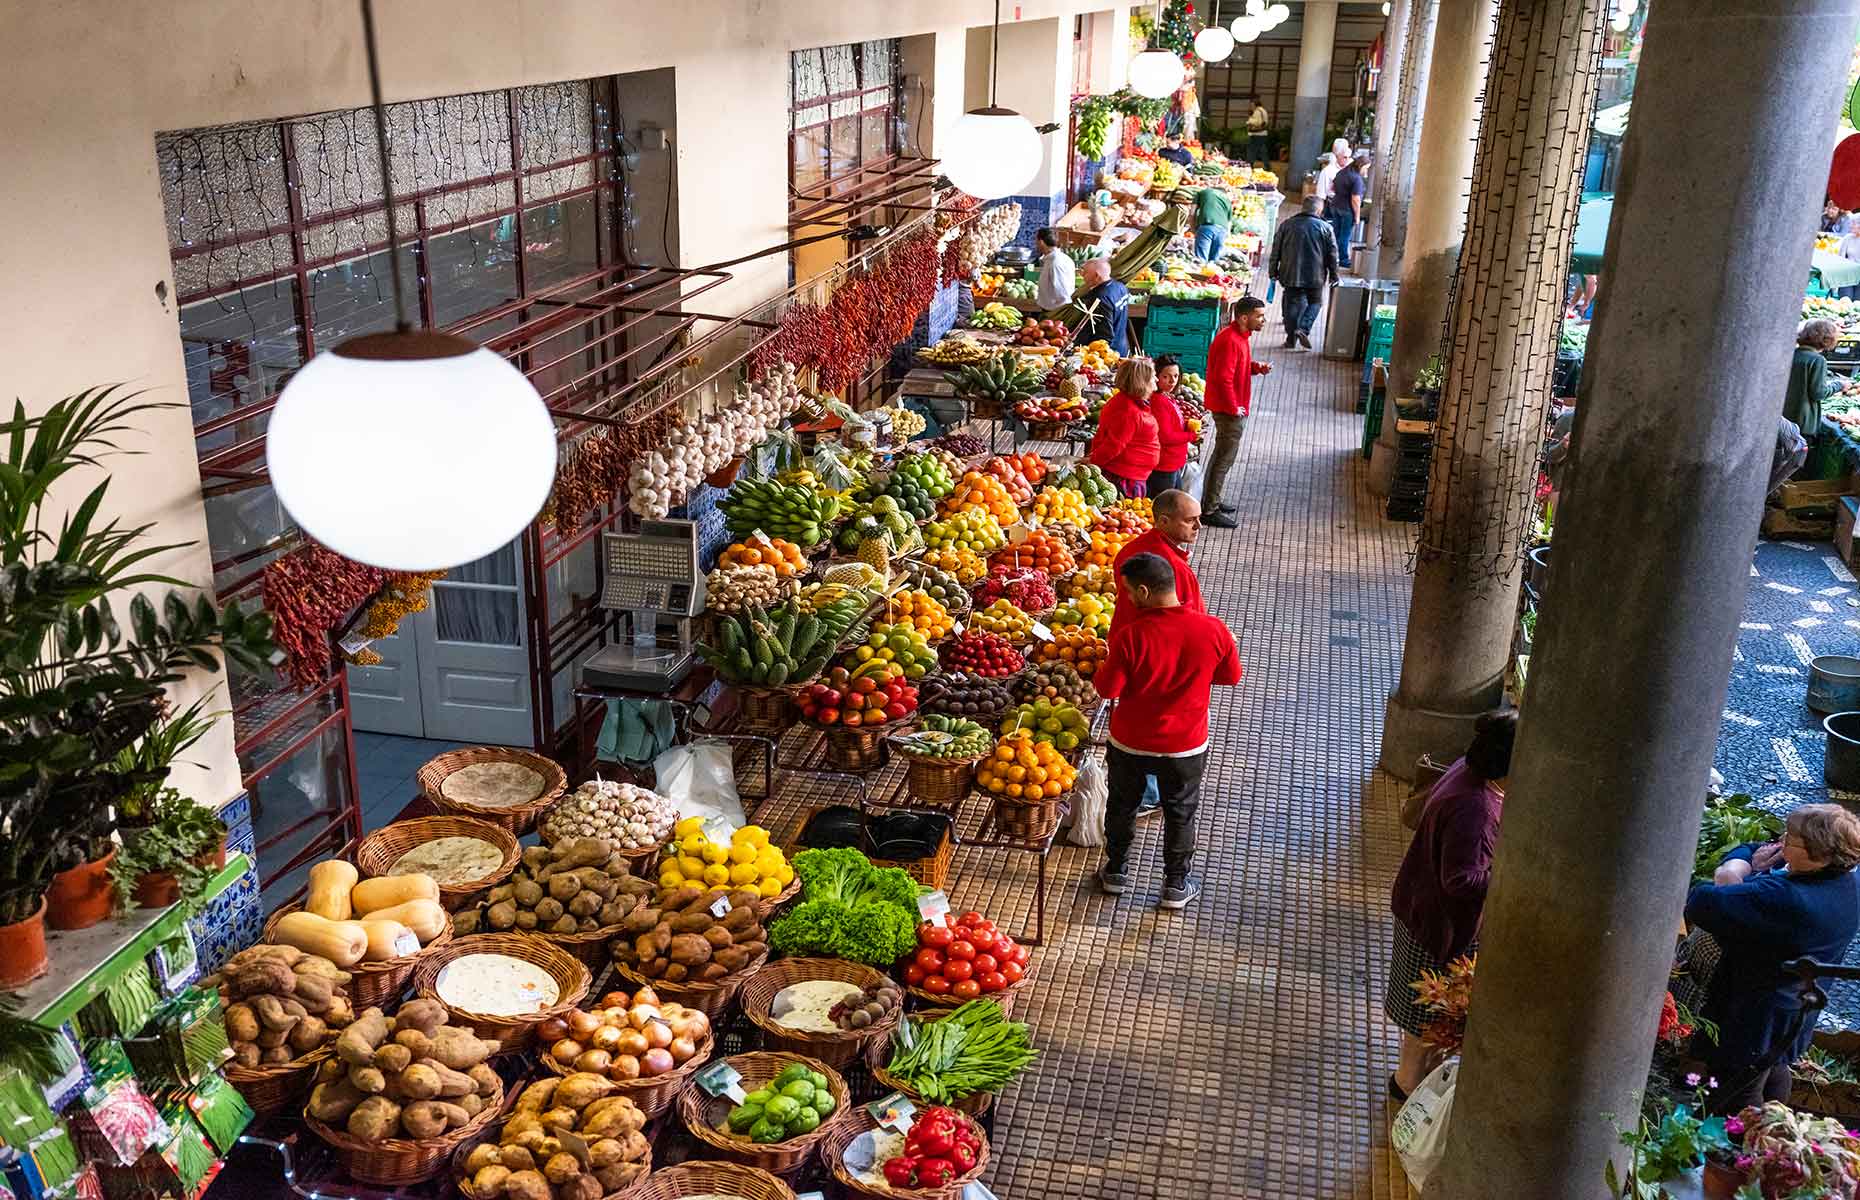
top-left (108, 788), bottom-right (226, 913)
top-left (1609, 1098), bottom-right (1734, 1199)
top-left (0, 388), bottom-right (276, 981)
top-left (1728, 1101), bottom-right (1860, 1199)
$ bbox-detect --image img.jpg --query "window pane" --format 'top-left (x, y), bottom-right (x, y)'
top-left (861, 111), bottom-right (890, 164)
top-left (246, 718), bottom-right (352, 905)
top-left (435, 590), bottom-right (521, 644)
top-left (428, 218), bottom-right (519, 327)
top-left (793, 125), bottom-right (829, 191)
top-left (181, 284), bottom-right (303, 452)
top-left (524, 195), bottom-right (601, 292)
top-left (451, 542), bottom-right (520, 587)
top-left (830, 117), bottom-right (860, 179)
top-left (307, 247), bottom-right (419, 344)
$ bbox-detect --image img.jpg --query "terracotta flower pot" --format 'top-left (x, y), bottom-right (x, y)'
top-left (46, 846), bottom-right (117, 931)
top-left (0, 897), bottom-right (49, 989)
top-left (134, 871), bottom-right (181, 909)
top-left (1703, 1158), bottom-right (1747, 1200)
top-left (194, 833), bottom-right (227, 872)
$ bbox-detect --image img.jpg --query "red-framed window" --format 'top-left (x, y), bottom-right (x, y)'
top-left (789, 40), bottom-right (903, 195)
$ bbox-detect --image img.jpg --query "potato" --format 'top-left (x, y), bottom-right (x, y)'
top-left (499, 1145), bottom-right (536, 1172)
top-left (514, 1080), bottom-right (558, 1115)
top-left (540, 1106), bottom-right (579, 1132)
top-left (553, 1072), bottom-right (616, 1111)
top-left (464, 1144), bottom-right (503, 1175)
top-left (261, 1045), bottom-right (293, 1064)
top-left (345, 1095), bottom-right (402, 1141)
top-left (542, 1152), bottom-right (582, 1185)
top-left (557, 1176), bottom-right (602, 1200)
top-left (225, 1004), bottom-right (261, 1044)
top-left (469, 1165), bottom-right (511, 1198)
top-left (593, 1164), bottom-right (646, 1194)
top-left (502, 1169), bottom-right (552, 1200)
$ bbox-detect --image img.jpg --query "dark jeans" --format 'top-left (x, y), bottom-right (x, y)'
top-left (1328, 210), bottom-right (1357, 269)
top-left (1248, 134), bottom-right (1269, 165)
top-left (1281, 285), bottom-right (1323, 337)
top-left (1105, 746), bottom-right (1206, 882)
top-left (1200, 412), bottom-right (1244, 511)
top-left (1711, 1061), bottom-right (1792, 1116)
top-left (1147, 468), bottom-right (1180, 495)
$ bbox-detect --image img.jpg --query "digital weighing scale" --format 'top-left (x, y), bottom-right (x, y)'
top-left (580, 518), bottom-right (707, 691)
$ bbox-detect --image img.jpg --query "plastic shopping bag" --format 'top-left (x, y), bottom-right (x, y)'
top-left (1391, 1057), bottom-right (1458, 1190)
top-left (1175, 458), bottom-right (1205, 501)
top-left (652, 740), bottom-right (744, 835)
top-left (1065, 753), bottom-right (1108, 847)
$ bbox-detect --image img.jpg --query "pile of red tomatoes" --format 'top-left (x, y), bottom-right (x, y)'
top-left (901, 910), bottom-right (1029, 999)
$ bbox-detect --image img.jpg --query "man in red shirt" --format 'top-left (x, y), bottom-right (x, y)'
top-left (1199, 297), bottom-right (1272, 528)
top-left (1111, 488), bottom-right (1203, 629)
top-left (1093, 552), bottom-right (1244, 909)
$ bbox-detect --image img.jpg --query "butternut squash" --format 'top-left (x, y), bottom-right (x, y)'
top-left (351, 874), bottom-right (440, 915)
top-left (273, 911), bottom-right (369, 967)
top-left (363, 898), bottom-right (448, 943)
top-left (306, 860), bottom-right (360, 921)
top-left (359, 919), bottom-right (421, 962)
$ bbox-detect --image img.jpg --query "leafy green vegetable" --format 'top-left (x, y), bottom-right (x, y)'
top-left (768, 848), bottom-right (922, 965)
top-left (1692, 794), bottom-right (1784, 883)
top-left (885, 1001), bottom-right (1038, 1103)
top-left (791, 847), bottom-right (921, 909)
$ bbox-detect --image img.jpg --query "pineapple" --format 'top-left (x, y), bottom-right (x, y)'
top-left (857, 535), bottom-right (891, 575)
top-left (1057, 377), bottom-right (1083, 401)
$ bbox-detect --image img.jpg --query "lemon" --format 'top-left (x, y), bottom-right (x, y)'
top-left (775, 863), bottom-right (795, 885)
top-left (699, 842), bottom-right (728, 865)
top-left (675, 816), bottom-right (705, 837)
top-left (756, 849), bottom-right (786, 874)
top-left (701, 862), bottom-right (730, 886)
top-left (678, 833), bottom-right (708, 856)
top-left (737, 825), bottom-right (771, 847)
top-left (677, 853), bottom-right (706, 878)
top-left (729, 862), bottom-right (760, 885)
top-left (758, 877), bottom-right (784, 898)
top-left (659, 868), bottom-right (684, 887)
top-left (727, 843), bottom-right (756, 866)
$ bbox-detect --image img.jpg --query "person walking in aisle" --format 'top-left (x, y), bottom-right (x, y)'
top-left (1314, 138), bottom-right (1350, 209)
top-left (1246, 98), bottom-right (1271, 167)
top-left (1094, 552), bottom-right (1243, 910)
top-left (1034, 227), bottom-right (1075, 311)
top-left (1087, 357), bottom-right (1162, 498)
top-left (1270, 197), bottom-right (1340, 350)
top-left (1192, 182), bottom-right (1233, 263)
top-left (1199, 297), bottom-right (1271, 527)
top-left (1784, 317), bottom-right (1842, 461)
top-left (1076, 257), bottom-right (1132, 355)
top-left (1148, 356), bottom-right (1195, 494)
top-left (1326, 149), bottom-right (1369, 272)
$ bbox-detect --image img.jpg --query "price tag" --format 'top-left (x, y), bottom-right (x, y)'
top-left (556, 1129), bottom-right (592, 1167)
top-left (951, 621), bottom-right (965, 636)
top-left (916, 890), bottom-right (951, 923)
top-left (391, 930), bottom-right (421, 956)
top-left (797, 1194), bottom-right (826, 1200)
top-left (709, 893), bottom-right (733, 918)
top-left (697, 1061), bottom-right (747, 1103)
top-left (867, 1093), bottom-right (916, 1133)
top-left (1031, 621), bottom-right (1055, 642)
top-left (337, 631), bottom-right (375, 656)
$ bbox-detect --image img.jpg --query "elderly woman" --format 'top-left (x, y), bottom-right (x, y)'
top-left (1089, 357), bottom-right (1162, 498)
top-left (1385, 710), bottom-right (1519, 1099)
top-left (1688, 804), bottom-right (1860, 1112)
top-left (1783, 318), bottom-right (1843, 455)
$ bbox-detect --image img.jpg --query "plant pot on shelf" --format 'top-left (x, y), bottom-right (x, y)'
top-left (0, 897), bottom-right (49, 990)
top-left (1702, 1157), bottom-right (1748, 1200)
top-left (134, 870), bottom-right (182, 909)
top-left (46, 847), bottom-right (117, 931)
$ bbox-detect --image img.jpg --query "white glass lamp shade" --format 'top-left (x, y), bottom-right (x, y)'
top-left (1129, 50), bottom-right (1186, 100)
top-left (942, 107), bottom-right (1043, 200)
top-left (1231, 15), bottom-right (1263, 41)
top-left (1245, 0), bottom-right (1265, 14)
top-left (1267, 3), bottom-right (1291, 25)
top-left (1381, 1), bottom-right (1391, 12)
top-left (267, 330), bottom-right (558, 571)
top-left (1194, 26), bottom-right (1235, 62)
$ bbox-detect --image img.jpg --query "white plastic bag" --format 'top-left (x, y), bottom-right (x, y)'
top-left (1391, 1057), bottom-right (1458, 1189)
top-left (1176, 458), bottom-right (1205, 500)
top-left (652, 740), bottom-right (744, 834)
top-left (1065, 754), bottom-right (1108, 847)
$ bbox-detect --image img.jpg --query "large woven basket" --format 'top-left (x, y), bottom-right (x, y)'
top-left (454, 1120), bottom-right (651, 1200)
top-left (863, 1021), bottom-right (995, 1117)
top-left (738, 958), bottom-right (900, 1069)
top-left (353, 815), bottom-right (520, 908)
top-left (304, 1074), bottom-right (503, 1186)
top-left (991, 793), bottom-right (1064, 842)
top-left (222, 1045), bottom-right (329, 1117)
top-left (540, 1023), bottom-right (715, 1118)
top-left (263, 902), bottom-right (452, 1010)
top-left (735, 684), bottom-right (795, 734)
top-left (612, 944), bottom-right (768, 1020)
top-left (900, 753), bottom-right (984, 808)
top-left (818, 1108), bottom-right (990, 1198)
top-left (678, 1051), bottom-right (852, 1176)
top-left (409, 933), bottom-right (590, 1053)
top-left (823, 723), bottom-right (891, 773)
top-left (417, 746), bottom-right (568, 835)
top-left (631, 1163), bottom-right (795, 1200)
top-left (751, 877), bottom-right (802, 922)
top-left (869, 826), bottom-right (954, 891)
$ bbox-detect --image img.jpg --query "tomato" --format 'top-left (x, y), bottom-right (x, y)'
top-left (1010, 944), bottom-right (1029, 966)
top-left (922, 974), bottom-right (952, 995)
top-left (946, 940), bottom-right (976, 962)
top-left (977, 971), bottom-right (1007, 993)
top-left (973, 953), bottom-right (999, 974)
top-left (950, 979), bottom-right (982, 1000)
top-left (1001, 961), bottom-right (1024, 984)
top-left (885, 703), bottom-right (908, 721)
top-left (921, 925), bottom-right (955, 950)
top-left (968, 931), bottom-right (998, 956)
top-left (956, 911), bottom-right (983, 928)
top-left (903, 963), bottom-right (928, 985)
top-left (914, 947), bottom-right (946, 972)
top-left (942, 958), bottom-right (974, 983)
top-left (972, 920), bottom-right (997, 940)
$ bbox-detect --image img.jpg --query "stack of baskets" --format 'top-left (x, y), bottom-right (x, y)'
top-left (409, 933), bottom-right (590, 1053)
top-left (418, 746), bottom-right (567, 836)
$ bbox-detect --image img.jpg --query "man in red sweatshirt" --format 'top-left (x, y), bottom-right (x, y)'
top-left (1199, 297), bottom-right (1271, 528)
top-left (1111, 488), bottom-right (1203, 629)
top-left (1093, 552), bottom-right (1244, 909)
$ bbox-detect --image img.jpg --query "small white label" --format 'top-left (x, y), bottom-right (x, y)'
top-left (337, 632), bottom-right (375, 656)
top-left (1031, 621), bottom-right (1055, 642)
top-left (392, 930), bottom-right (420, 956)
top-left (951, 621), bottom-right (965, 636)
top-left (709, 894), bottom-right (733, 918)
top-left (917, 890), bottom-right (951, 922)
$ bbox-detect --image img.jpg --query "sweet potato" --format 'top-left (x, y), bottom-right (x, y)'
top-left (552, 1072), bottom-right (615, 1110)
top-left (557, 1176), bottom-right (602, 1200)
top-left (288, 1015), bottom-right (329, 1055)
top-left (542, 1152), bottom-right (581, 1185)
top-left (336, 1008), bottom-right (391, 1066)
top-left (593, 1163), bottom-right (646, 1193)
top-left (257, 1026), bottom-right (291, 1050)
top-left (469, 1165), bottom-right (511, 1198)
top-left (430, 1025), bottom-right (495, 1070)
top-left (230, 1044), bottom-right (261, 1068)
top-left (662, 964), bottom-right (688, 983)
top-left (400, 1100), bottom-right (468, 1137)
top-left (502, 1170), bottom-right (551, 1200)
top-left (670, 911), bottom-right (714, 934)
top-left (416, 1057), bottom-right (478, 1098)
top-left (539, 1105), bottom-right (578, 1132)
top-left (261, 1045), bottom-right (293, 1064)
top-left (307, 1077), bottom-right (367, 1123)
top-left (580, 1100), bottom-right (645, 1139)
top-left (225, 1003), bottom-right (261, 1044)
top-left (291, 971), bottom-right (334, 1011)
top-left (667, 933), bottom-right (711, 966)
top-left (397, 1063), bottom-right (442, 1100)
top-left (230, 959), bottom-right (296, 998)
top-left (514, 1079), bottom-right (559, 1115)
top-left (252, 994), bottom-right (297, 1031)
top-left (720, 905), bottom-right (759, 935)
top-left (695, 963), bottom-right (728, 982)
top-left (701, 925), bottom-right (734, 950)
top-left (619, 907), bottom-right (660, 935)
top-left (395, 998), bottom-right (446, 1037)
top-left (711, 945), bottom-right (753, 973)
top-left (468, 1063), bottom-right (500, 1096)
top-left (323, 996), bottom-right (355, 1028)
top-left (457, 1093), bottom-right (485, 1117)
top-left (659, 885), bottom-right (703, 913)
top-left (394, 1028), bottom-right (434, 1059)
top-left (464, 1144), bottom-right (503, 1175)
top-left (498, 1145), bottom-right (535, 1172)
top-left (347, 1065), bottom-right (387, 1094)
top-left (373, 1042), bottom-right (412, 1073)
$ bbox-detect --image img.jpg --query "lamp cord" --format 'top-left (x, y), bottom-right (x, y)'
top-left (990, 0), bottom-right (1000, 108)
top-left (359, 0), bottom-right (412, 334)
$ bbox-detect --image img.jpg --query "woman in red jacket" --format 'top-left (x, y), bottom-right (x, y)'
top-left (1148, 354), bottom-right (1195, 494)
top-left (1088, 356), bottom-right (1162, 497)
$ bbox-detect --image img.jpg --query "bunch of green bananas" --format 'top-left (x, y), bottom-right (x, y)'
top-left (719, 478), bottom-right (842, 546)
top-left (944, 355), bottom-right (1045, 408)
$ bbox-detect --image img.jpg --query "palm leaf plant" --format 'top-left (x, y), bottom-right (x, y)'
top-left (0, 387), bottom-right (277, 926)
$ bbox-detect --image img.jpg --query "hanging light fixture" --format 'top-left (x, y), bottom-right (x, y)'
top-left (1245, 0), bottom-right (1266, 14)
top-left (1382, 0), bottom-right (1392, 12)
top-left (941, 0), bottom-right (1044, 199)
top-left (1195, 1), bottom-right (1236, 62)
top-left (1267, 3), bottom-right (1292, 26)
top-left (1129, 49), bottom-right (1187, 99)
top-left (266, 0), bottom-right (555, 572)
top-left (1231, 14), bottom-right (1263, 42)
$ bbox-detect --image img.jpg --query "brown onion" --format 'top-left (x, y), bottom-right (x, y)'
top-left (667, 1035), bottom-right (697, 1062)
top-left (537, 1016), bottom-right (569, 1043)
top-left (616, 1029), bottom-right (650, 1058)
top-left (591, 1026), bottom-right (625, 1052)
top-left (643, 1019), bottom-right (674, 1050)
top-left (609, 1054), bottom-right (641, 1080)
top-left (567, 1009), bottom-right (604, 1039)
top-left (551, 1038), bottom-right (584, 1066)
top-left (628, 1004), bottom-right (662, 1029)
top-left (574, 1049), bottom-right (613, 1073)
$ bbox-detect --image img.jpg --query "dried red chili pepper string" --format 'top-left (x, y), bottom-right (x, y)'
top-left (261, 544), bottom-right (386, 690)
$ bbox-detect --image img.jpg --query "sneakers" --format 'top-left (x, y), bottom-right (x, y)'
top-left (1159, 875), bottom-right (1202, 910)
top-left (1282, 336), bottom-right (1298, 349)
top-left (1296, 332), bottom-right (1314, 350)
top-left (1135, 803), bottom-right (1163, 822)
top-left (1097, 864), bottom-right (1130, 895)
top-left (1202, 511), bottom-right (1238, 529)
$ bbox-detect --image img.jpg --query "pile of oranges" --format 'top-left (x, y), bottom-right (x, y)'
top-left (977, 731), bottom-right (1077, 800)
top-left (886, 589), bottom-right (956, 640)
top-left (942, 472), bottom-right (1020, 526)
top-left (978, 457), bottom-right (1034, 505)
top-left (1081, 529), bottom-right (1135, 570)
top-left (1035, 629), bottom-right (1109, 677)
top-left (718, 534), bottom-right (808, 577)
top-left (988, 530), bottom-right (1074, 575)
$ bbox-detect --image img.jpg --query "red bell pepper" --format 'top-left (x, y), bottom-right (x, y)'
top-left (910, 1120), bottom-right (956, 1158)
top-left (948, 1139), bottom-right (979, 1172)
top-left (915, 1158), bottom-right (958, 1187)
top-left (883, 1156), bottom-right (919, 1188)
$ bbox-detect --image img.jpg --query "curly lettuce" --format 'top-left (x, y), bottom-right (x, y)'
top-left (770, 848), bottom-right (923, 965)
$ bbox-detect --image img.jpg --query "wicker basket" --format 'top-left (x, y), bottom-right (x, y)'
top-left (751, 877), bottom-right (802, 921)
top-left (991, 793), bottom-right (1064, 842)
top-left (905, 972), bottom-right (1026, 1020)
top-left (540, 1024), bottom-right (715, 1118)
top-left (734, 684), bottom-right (795, 734)
top-left (900, 753), bottom-right (983, 808)
top-left (409, 934), bottom-right (590, 1053)
top-left (539, 921), bottom-right (625, 972)
top-left (353, 816), bottom-right (520, 908)
top-left (863, 1022), bottom-right (995, 1117)
top-left (823, 723), bottom-right (891, 773)
top-left (612, 945), bottom-right (768, 1020)
top-left (304, 1074), bottom-right (504, 1186)
top-left (818, 1108), bottom-right (990, 1198)
top-left (738, 958), bottom-right (900, 1069)
top-left (222, 1045), bottom-right (329, 1117)
top-left (417, 746), bottom-right (568, 835)
top-left (870, 826), bottom-right (955, 891)
top-left (454, 1121), bottom-right (651, 1200)
top-left (263, 903), bottom-right (452, 1011)
top-left (678, 1051), bottom-right (852, 1176)
top-left (631, 1163), bottom-right (796, 1200)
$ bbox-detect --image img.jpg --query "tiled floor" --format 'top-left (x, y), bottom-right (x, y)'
top-left (354, 731), bottom-right (475, 829)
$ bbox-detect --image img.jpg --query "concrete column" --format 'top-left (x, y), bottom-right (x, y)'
top-left (1363, 0), bottom-right (1412, 277)
top-left (1375, 0), bottom-right (1438, 280)
top-left (1288, 1), bottom-right (1338, 189)
top-left (1377, 0), bottom-right (1597, 776)
top-left (1427, 3), bottom-right (1860, 1196)
top-left (1366, 0), bottom-right (1495, 499)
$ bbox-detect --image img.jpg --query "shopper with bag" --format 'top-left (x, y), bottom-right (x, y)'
top-left (1385, 710), bottom-right (1518, 1100)
top-left (1093, 552), bottom-right (1242, 910)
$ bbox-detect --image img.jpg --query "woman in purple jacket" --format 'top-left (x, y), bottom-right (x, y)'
top-left (1384, 709), bottom-right (1518, 1099)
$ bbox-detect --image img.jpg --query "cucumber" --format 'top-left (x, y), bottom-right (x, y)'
top-left (731, 647), bottom-right (754, 678)
top-left (774, 607), bottom-right (796, 654)
top-left (752, 661), bottom-right (770, 685)
top-left (790, 615), bottom-right (821, 660)
top-left (719, 619), bottom-right (743, 656)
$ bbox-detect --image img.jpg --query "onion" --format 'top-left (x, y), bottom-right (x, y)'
top-left (567, 1009), bottom-right (603, 1040)
top-left (616, 1029), bottom-right (650, 1058)
top-left (551, 1038), bottom-right (583, 1066)
top-left (628, 1003), bottom-right (662, 1029)
top-left (609, 1054), bottom-right (641, 1081)
top-left (537, 1016), bottom-right (569, 1043)
top-left (667, 1035), bottom-right (697, 1062)
top-left (591, 1025), bottom-right (624, 1053)
top-left (575, 1048), bottom-right (613, 1073)
top-left (641, 1047), bottom-right (675, 1076)
top-left (643, 1019), bottom-right (674, 1050)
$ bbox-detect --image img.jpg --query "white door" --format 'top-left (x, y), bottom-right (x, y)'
top-left (346, 628), bottom-right (424, 737)
top-left (413, 540), bottom-right (535, 746)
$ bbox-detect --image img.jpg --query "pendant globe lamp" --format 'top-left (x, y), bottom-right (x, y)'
top-left (1195, 26), bottom-right (1235, 63)
top-left (1232, 15), bottom-right (1263, 42)
top-left (1129, 49), bottom-right (1187, 100)
top-left (941, 0), bottom-right (1044, 199)
top-left (265, 0), bottom-right (556, 572)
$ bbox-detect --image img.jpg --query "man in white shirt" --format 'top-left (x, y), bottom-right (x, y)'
top-left (1314, 138), bottom-right (1351, 207)
top-left (1246, 99), bottom-right (1270, 167)
top-left (1035, 227), bottom-right (1075, 311)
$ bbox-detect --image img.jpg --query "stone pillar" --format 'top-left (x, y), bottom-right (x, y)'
top-left (1366, 0), bottom-right (1495, 500)
top-left (1289, 0), bottom-right (1338, 189)
top-left (1375, 0), bottom-right (1439, 280)
top-left (1427, 3), bottom-right (1860, 1196)
top-left (1364, 0), bottom-right (1412, 276)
